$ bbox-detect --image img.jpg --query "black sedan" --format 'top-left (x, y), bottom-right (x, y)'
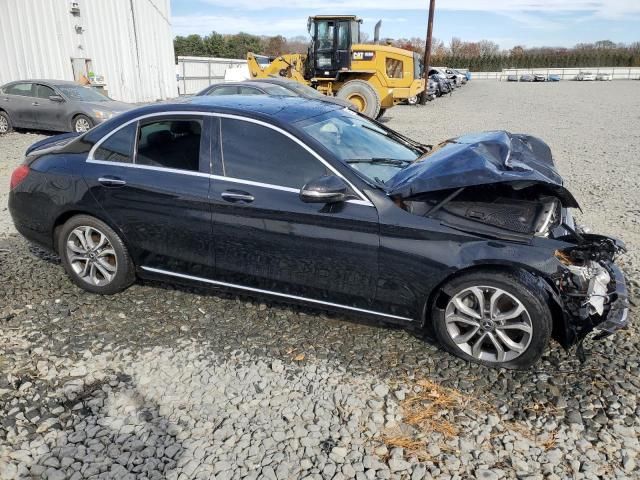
top-left (196, 79), bottom-right (356, 111)
top-left (9, 96), bottom-right (629, 368)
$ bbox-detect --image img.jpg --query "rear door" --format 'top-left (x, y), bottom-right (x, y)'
top-left (2, 83), bottom-right (37, 127)
top-left (209, 116), bottom-right (380, 310)
top-left (83, 114), bottom-right (214, 277)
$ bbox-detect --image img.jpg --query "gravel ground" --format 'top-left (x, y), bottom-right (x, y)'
top-left (1, 81), bottom-right (639, 480)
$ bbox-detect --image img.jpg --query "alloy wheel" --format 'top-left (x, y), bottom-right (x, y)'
top-left (66, 226), bottom-right (118, 286)
top-left (75, 118), bottom-right (91, 132)
top-left (0, 116), bottom-right (8, 133)
top-left (444, 286), bottom-right (533, 363)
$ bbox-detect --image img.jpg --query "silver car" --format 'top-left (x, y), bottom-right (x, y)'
top-left (0, 80), bottom-right (131, 134)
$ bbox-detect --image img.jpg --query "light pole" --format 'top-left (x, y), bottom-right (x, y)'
top-left (420, 0), bottom-right (436, 105)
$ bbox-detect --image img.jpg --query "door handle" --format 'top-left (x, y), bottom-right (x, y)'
top-left (221, 190), bottom-right (254, 203)
top-left (98, 177), bottom-right (127, 187)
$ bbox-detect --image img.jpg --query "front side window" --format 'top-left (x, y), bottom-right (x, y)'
top-left (386, 58), bottom-right (404, 79)
top-left (316, 21), bottom-right (334, 50)
top-left (94, 123), bottom-right (137, 163)
top-left (7, 83), bottom-right (33, 97)
top-left (238, 87), bottom-right (264, 95)
top-left (34, 84), bottom-right (55, 99)
top-left (221, 118), bottom-right (328, 189)
top-left (136, 119), bottom-right (202, 172)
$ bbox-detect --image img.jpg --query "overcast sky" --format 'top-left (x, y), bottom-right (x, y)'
top-left (170, 0), bottom-right (640, 49)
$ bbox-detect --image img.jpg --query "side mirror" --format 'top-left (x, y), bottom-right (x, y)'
top-left (299, 175), bottom-right (348, 204)
top-left (49, 95), bottom-right (64, 102)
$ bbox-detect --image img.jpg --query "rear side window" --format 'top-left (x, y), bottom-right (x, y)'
top-left (238, 87), bottom-right (264, 95)
top-left (207, 86), bottom-right (238, 96)
top-left (386, 59), bottom-right (404, 79)
top-left (6, 83), bottom-right (33, 96)
top-left (220, 119), bottom-right (328, 189)
top-left (93, 123), bottom-right (136, 163)
top-left (136, 119), bottom-right (202, 172)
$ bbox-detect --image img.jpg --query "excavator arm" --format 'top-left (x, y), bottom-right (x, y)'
top-left (247, 53), bottom-right (308, 83)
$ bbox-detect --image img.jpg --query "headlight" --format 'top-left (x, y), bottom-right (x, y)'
top-left (92, 110), bottom-right (114, 120)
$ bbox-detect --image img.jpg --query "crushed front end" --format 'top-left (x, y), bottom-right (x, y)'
top-left (553, 234), bottom-right (630, 347)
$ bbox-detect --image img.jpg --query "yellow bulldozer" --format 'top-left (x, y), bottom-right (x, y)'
top-left (247, 15), bottom-right (425, 119)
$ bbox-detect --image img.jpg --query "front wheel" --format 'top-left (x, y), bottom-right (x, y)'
top-left (336, 80), bottom-right (381, 118)
top-left (407, 96), bottom-right (418, 105)
top-left (431, 270), bottom-right (552, 369)
top-left (58, 215), bottom-right (135, 294)
top-left (72, 115), bottom-right (93, 133)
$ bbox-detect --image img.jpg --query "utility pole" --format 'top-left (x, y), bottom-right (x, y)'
top-left (420, 0), bottom-right (436, 105)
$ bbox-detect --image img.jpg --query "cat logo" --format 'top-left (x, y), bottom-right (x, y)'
top-left (353, 51), bottom-right (375, 61)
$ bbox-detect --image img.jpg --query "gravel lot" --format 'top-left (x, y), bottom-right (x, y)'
top-left (1, 81), bottom-right (639, 480)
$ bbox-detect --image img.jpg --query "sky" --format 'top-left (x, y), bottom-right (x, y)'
top-left (170, 0), bottom-right (640, 49)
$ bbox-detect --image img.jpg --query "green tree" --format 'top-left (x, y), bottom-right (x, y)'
top-left (203, 31), bottom-right (228, 57)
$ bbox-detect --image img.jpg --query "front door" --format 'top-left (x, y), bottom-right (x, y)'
top-left (83, 115), bottom-right (214, 277)
top-left (32, 84), bottom-right (65, 131)
top-left (209, 116), bottom-right (380, 309)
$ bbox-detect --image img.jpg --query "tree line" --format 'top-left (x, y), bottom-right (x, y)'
top-left (174, 32), bottom-right (640, 71)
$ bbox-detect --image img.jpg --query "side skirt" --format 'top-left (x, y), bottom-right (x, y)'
top-left (140, 266), bottom-right (415, 323)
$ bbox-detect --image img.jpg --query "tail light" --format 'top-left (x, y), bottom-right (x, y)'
top-left (10, 165), bottom-right (30, 190)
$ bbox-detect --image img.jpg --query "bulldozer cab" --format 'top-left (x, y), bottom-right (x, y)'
top-left (307, 15), bottom-right (361, 78)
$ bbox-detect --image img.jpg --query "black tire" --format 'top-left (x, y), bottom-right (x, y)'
top-left (58, 215), bottom-right (135, 295)
top-left (0, 110), bottom-right (13, 134)
top-left (72, 114), bottom-right (93, 133)
top-left (431, 270), bottom-right (552, 369)
top-left (376, 108), bottom-right (387, 120)
top-left (336, 80), bottom-right (381, 118)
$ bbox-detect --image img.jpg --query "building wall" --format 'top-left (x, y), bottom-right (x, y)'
top-left (0, 0), bottom-right (177, 103)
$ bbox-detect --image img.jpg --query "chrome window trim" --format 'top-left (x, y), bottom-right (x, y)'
top-left (86, 110), bottom-right (373, 206)
top-left (141, 266), bottom-right (413, 322)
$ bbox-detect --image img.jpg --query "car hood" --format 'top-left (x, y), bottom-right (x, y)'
top-left (82, 100), bottom-right (132, 113)
top-left (385, 130), bottom-right (579, 208)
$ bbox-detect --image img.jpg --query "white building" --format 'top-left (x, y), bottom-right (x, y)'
top-left (0, 0), bottom-right (177, 103)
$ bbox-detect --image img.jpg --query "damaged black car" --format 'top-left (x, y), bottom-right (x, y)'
top-left (8, 96), bottom-right (630, 368)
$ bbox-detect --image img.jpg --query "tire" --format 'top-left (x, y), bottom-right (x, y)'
top-left (0, 111), bottom-right (13, 134)
top-left (72, 114), bottom-right (93, 133)
top-left (336, 80), bottom-right (381, 118)
top-left (431, 270), bottom-right (552, 369)
top-left (376, 108), bottom-right (387, 120)
top-left (407, 96), bottom-right (418, 105)
top-left (58, 215), bottom-right (135, 295)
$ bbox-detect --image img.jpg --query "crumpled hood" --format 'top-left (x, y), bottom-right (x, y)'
top-left (386, 131), bottom-right (579, 208)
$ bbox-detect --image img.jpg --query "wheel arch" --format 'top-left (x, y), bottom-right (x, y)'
top-left (421, 263), bottom-right (566, 342)
top-left (52, 209), bottom-right (130, 257)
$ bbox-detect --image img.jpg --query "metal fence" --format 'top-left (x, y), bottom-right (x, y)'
top-left (470, 67), bottom-right (640, 81)
top-left (176, 56), bottom-right (247, 95)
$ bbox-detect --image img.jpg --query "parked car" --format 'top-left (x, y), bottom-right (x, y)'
top-left (533, 74), bottom-right (546, 82)
top-left (429, 70), bottom-right (454, 95)
top-left (520, 74), bottom-right (535, 82)
top-left (8, 96), bottom-right (629, 369)
top-left (196, 79), bottom-right (357, 112)
top-left (0, 80), bottom-right (131, 134)
top-left (596, 73), bottom-right (612, 81)
top-left (547, 74), bottom-right (561, 82)
top-left (576, 72), bottom-right (596, 81)
top-left (444, 68), bottom-right (467, 84)
top-left (506, 75), bottom-right (519, 82)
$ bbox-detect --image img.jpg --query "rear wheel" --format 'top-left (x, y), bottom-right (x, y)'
top-left (58, 215), bottom-right (135, 294)
top-left (0, 111), bottom-right (13, 134)
top-left (407, 96), bottom-right (418, 105)
top-left (431, 270), bottom-right (552, 369)
top-left (336, 80), bottom-right (381, 118)
top-left (72, 115), bottom-right (93, 133)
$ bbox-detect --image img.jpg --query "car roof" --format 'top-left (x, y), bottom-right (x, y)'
top-left (95, 96), bottom-right (343, 131)
top-left (3, 79), bottom-right (79, 87)
top-left (207, 81), bottom-right (272, 89)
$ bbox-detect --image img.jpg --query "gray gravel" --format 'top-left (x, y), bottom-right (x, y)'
top-left (1, 81), bottom-right (639, 479)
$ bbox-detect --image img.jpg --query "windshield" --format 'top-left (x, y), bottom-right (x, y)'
top-left (56, 85), bottom-right (111, 102)
top-left (279, 81), bottom-right (326, 99)
top-left (298, 110), bottom-right (421, 186)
